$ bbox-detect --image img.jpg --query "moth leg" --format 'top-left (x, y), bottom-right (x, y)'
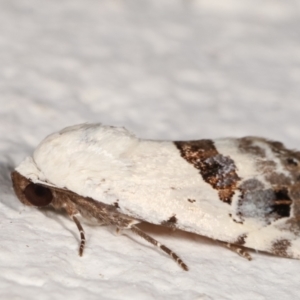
top-left (72, 215), bottom-right (86, 256)
top-left (130, 225), bottom-right (188, 271)
top-left (219, 241), bottom-right (252, 261)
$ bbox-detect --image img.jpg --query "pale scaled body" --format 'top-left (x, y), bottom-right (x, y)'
top-left (13, 123), bottom-right (300, 268)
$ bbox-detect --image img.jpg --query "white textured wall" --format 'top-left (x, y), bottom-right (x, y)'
top-left (1, 1), bottom-right (300, 299)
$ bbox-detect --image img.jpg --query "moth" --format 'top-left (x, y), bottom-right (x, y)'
top-left (11, 123), bottom-right (300, 271)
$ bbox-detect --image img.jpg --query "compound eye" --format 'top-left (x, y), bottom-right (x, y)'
top-left (23, 183), bottom-right (53, 207)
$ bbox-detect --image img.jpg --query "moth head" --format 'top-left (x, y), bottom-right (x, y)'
top-left (11, 171), bottom-right (53, 207)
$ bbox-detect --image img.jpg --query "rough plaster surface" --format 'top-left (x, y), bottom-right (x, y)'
top-left (1, 0), bottom-right (300, 299)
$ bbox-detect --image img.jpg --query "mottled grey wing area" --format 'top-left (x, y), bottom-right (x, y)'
top-left (237, 137), bottom-right (299, 223)
top-left (174, 137), bottom-right (300, 258)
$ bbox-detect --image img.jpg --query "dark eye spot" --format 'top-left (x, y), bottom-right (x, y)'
top-left (286, 158), bottom-right (298, 166)
top-left (24, 183), bottom-right (53, 207)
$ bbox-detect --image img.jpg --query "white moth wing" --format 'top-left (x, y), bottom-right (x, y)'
top-left (16, 124), bottom-right (300, 259)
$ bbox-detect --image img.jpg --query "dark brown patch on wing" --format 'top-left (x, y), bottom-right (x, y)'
top-left (273, 188), bottom-right (292, 217)
top-left (234, 234), bottom-right (247, 245)
top-left (167, 215), bottom-right (177, 223)
top-left (188, 198), bottom-right (196, 203)
top-left (174, 140), bottom-right (240, 204)
top-left (271, 239), bottom-right (292, 257)
top-left (286, 157), bottom-right (298, 166)
top-left (239, 137), bottom-right (266, 157)
top-left (161, 215), bottom-right (177, 228)
top-left (230, 213), bottom-right (243, 224)
top-left (114, 200), bottom-right (120, 209)
top-left (266, 173), bottom-right (291, 186)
